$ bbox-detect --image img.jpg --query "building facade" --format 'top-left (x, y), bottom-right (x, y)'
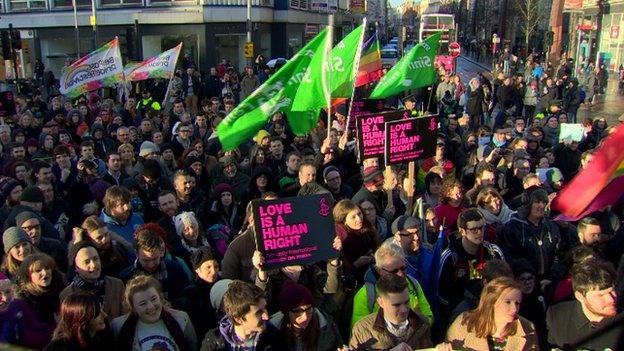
top-left (1, 0), bottom-right (356, 78)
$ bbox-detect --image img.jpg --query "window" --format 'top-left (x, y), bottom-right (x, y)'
top-left (100, 0), bottom-right (142, 6)
top-left (52, 0), bottom-right (89, 8)
top-left (9, 0), bottom-right (47, 10)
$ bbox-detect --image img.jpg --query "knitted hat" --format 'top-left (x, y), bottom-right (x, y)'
top-left (3, 227), bottom-right (29, 254)
top-left (15, 211), bottom-right (37, 228)
top-left (184, 156), bottom-right (202, 169)
top-left (509, 258), bottom-right (536, 277)
top-left (219, 155), bottom-right (236, 167)
top-left (322, 165), bottom-right (340, 180)
top-left (190, 246), bottom-right (217, 270)
top-left (139, 141), bottom-right (159, 157)
top-left (362, 166), bottom-right (384, 188)
top-left (20, 186), bottom-right (44, 204)
top-left (253, 129), bottom-right (270, 144)
top-left (0, 178), bottom-right (21, 200)
top-left (522, 185), bottom-right (549, 206)
top-left (391, 215), bottom-right (420, 234)
top-left (209, 279), bottom-right (234, 310)
top-left (213, 183), bottom-right (234, 199)
top-left (26, 138), bottom-right (38, 148)
top-left (278, 281), bottom-right (314, 313)
top-left (68, 241), bottom-right (98, 269)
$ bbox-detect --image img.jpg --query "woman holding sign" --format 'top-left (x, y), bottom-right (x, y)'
top-left (333, 199), bottom-right (379, 283)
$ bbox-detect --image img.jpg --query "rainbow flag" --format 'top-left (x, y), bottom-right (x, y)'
top-left (59, 37), bottom-right (124, 98)
top-left (125, 43), bottom-right (182, 82)
top-left (552, 124), bottom-right (624, 221)
top-left (355, 31), bottom-right (383, 87)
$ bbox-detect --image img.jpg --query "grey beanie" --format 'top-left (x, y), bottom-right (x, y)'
top-left (15, 211), bottom-right (38, 228)
top-left (3, 227), bottom-right (29, 253)
top-left (209, 279), bottom-right (234, 311)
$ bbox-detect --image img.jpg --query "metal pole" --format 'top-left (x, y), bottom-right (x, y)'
top-left (72, 0), bottom-right (80, 58)
top-left (246, 0), bottom-right (252, 65)
top-left (91, 0), bottom-right (97, 50)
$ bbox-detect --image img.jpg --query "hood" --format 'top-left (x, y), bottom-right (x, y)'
top-left (218, 315), bottom-right (263, 346)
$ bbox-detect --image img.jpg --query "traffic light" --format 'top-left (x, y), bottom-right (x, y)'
top-left (1, 30), bottom-right (10, 58)
top-left (11, 30), bottom-right (21, 50)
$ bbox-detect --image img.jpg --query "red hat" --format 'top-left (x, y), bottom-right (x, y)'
top-left (278, 281), bottom-right (314, 314)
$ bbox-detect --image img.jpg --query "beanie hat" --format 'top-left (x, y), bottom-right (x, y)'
top-left (391, 215), bottom-right (420, 234)
top-left (219, 155), bottom-right (236, 167)
top-left (3, 227), bottom-right (29, 254)
top-left (213, 183), bottom-right (234, 199)
top-left (209, 279), bottom-right (234, 310)
top-left (522, 185), bottom-right (549, 206)
top-left (20, 186), bottom-right (44, 204)
top-left (253, 129), bottom-right (270, 144)
top-left (139, 141), bottom-right (159, 157)
top-left (279, 281), bottom-right (314, 313)
top-left (68, 241), bottom-right (98, 269)
top-left (15, 211), bottom-right (37, 228)
top-left (26, 138), bottom-right (38, 148)
top-left (0, 178), bottom-right (21, 200)
top-left (322, 165), bottom-right (340, 180)
top-left (509, 258), bottom-right (536, 277)
top-left (190, 246), bottom-right (217, 270)
top-left (362, 166), bottom-right (384, 188)
top-left (184, 156), bottom-right (202, 169)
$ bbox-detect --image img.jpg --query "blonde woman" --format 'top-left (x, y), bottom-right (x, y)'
top-left (117, 143), bottom-right (136, 175)
top-left (446, 276), bottom-right (539, 351)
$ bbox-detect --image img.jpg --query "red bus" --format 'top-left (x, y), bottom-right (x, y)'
top-left (419, 13), bottom-right (455, 72)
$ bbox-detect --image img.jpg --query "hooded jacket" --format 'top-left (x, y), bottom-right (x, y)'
top-left (268, 309), bottom-right (343, 351)
top-left (200, 316), bottom-right (286, 351)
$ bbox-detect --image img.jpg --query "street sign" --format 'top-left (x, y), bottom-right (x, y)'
top-left (449, 42), bottom-right (461, 57)
top-left (244, 41), bottom-right (253, 59)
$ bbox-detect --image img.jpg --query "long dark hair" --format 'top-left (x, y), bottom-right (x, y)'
top-left (52, 292), bottom-right (102, 348)
top-left (280, 310), bottom-right (320, 351)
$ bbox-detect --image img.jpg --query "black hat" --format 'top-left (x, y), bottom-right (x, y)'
top-left (190, 246), bottom-right (217, 270)
top-left (20, 186), bottom-right (44, 204)
top-left (391, 215), bottom-right (420, 234)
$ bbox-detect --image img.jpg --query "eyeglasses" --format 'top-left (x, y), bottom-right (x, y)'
top-left (290, 305), bottom-right (313, 316)
top-left (381, 265), bottom-right (407, 275)
top-left (463, 225), bottom-right (485, 233)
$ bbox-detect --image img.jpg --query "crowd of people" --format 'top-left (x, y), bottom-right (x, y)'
top-left (0, 46), bottom-right (622, 351)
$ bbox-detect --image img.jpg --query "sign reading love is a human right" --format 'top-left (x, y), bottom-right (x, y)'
top-left (356, 110), bottom-right (404, 159)
top-left (384, 115), bottom-right (438, 165)
top-left (252, 194), bottom-right (336, 270)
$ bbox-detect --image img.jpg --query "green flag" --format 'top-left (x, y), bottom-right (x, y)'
top-left (369, 32), bottom-right (441, 99)
top-left (217, 29), bottom-right (329, 151)
top-left (291, 23), bottom-right (366, 112)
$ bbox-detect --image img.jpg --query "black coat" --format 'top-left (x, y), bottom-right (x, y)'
top-left (546, 300), bottom-right (624, 350)
top-left (466, 86), bottom-right (485, 117)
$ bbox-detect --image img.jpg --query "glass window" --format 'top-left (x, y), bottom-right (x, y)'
top-left (100, 0), bottom-right (142, 6)
top-left (9, 0), bottom-right (47, 10)
top-left (52, 0), bottom-right (90, 8)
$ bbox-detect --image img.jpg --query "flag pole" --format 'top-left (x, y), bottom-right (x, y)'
top-left (325, 14), bottom-right (335, 137)
top-left (345, 17), bottom-right (367, 140)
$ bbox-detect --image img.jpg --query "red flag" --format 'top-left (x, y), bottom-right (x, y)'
top-left (552, 125), bottom-right (624, 221)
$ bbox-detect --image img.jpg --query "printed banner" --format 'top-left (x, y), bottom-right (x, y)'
top-left (348, 98), bottom-right (385, 133)
top-left (356, 110), bottom-right (403, 160)
top-left (59, 37), bottom-right (124, 98)
top-left (350, 0), bottom-right (365, 13)
top-left (125, 43), bottom-right (182, 82)
top-left (385, 115), bottom-right (438, 165)
top-left (252, 194), bottom-right (337, 269)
